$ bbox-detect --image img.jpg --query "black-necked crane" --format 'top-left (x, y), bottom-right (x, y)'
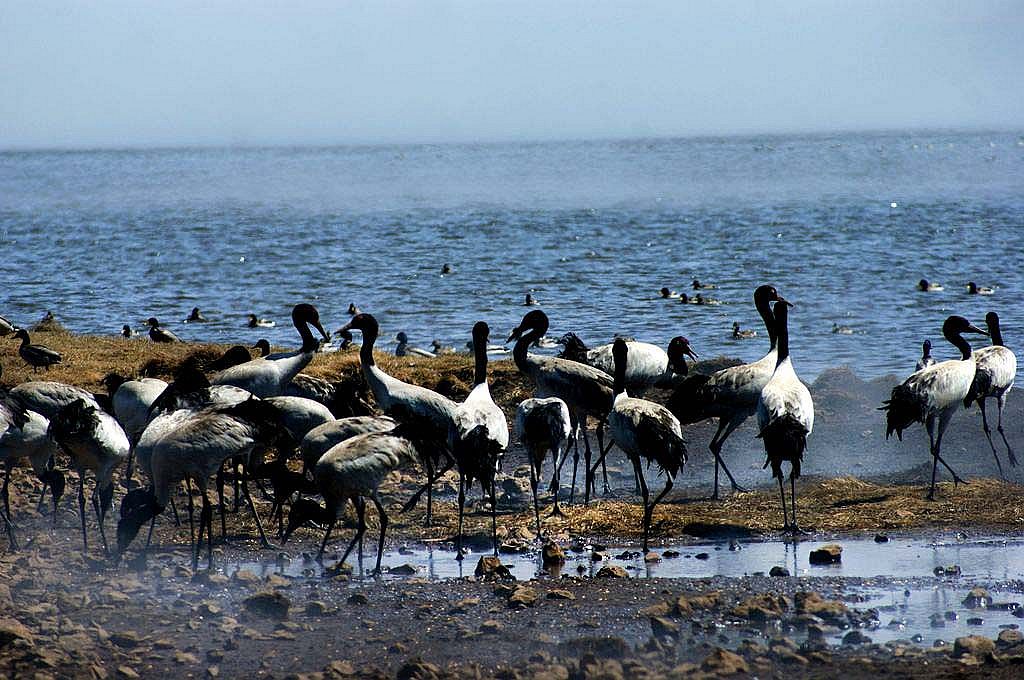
top-left (667, 285), bottom-right (789, 498)
top-left (117, 398), bottom-right (287, 569)
top-left (881, 315), bottom-right (989, 500)
top-left (1, 390), bottom-right (64, 548)
top-left (507, 310), bottom-right (613, 504)
top-left (965, 311), bottom-right (1017, 475)
top-left (147, 318), bottom-right (180, 343)
top-left (48, 399), bottom-right (130, 554)
top-left (212, 304), bottom-right (329, 398)
top-left (607, 339), bottom-right (687, 552)
top-left (756, 300), bottom-right (814, 532)
top-left (516, 397), bottom-right (572, 535)
top-left (300, 416), bottom-right (398, 475)
top-left (282, 429), bottom-right (418, 574)
top-left (10, 328), bottom-right (62, 371)
top-left (337, 312), bottom-right (457, 524)
top-left (559, 333), bottom-right (694, 397)
top-left (916, 340), bottom-right (936, 372)
top-left (450, 321), bottom-right (509, 558)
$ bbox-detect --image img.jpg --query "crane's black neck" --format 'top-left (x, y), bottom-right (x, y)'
top-left (774, 302), bottom-right (790, 365)
top-left (512, 330), bottom-right (541, 372)
top-left (472, 329), bottom-right (489, 387)
top-left (989, 318), bottom-right (1005, 347)
top-left (944, 328), bottom-right (973, 360)
top-left (294, 310), bottom-right (319, 353)
top-left (358, 320), bottom-right (379, 367)
top-left (755, 294), bottom-right (778, 350)
top-left (612, 343), bottom-right (628, 397)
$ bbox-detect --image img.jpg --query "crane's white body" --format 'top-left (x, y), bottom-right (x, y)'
top-left (301, 416), bottom-right (397, 472)
top-left (10, 381), bottom-right (99, 419)
top-left (586, 341), bottom-right (677, 394)
top-left (112, 378), bottom-right (168, 443)
top-left (264, 396), bottom-right (334, 443)
top-left (757, 357), bottom-right (814, 436)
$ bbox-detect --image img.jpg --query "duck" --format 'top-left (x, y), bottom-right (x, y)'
top-left (732, 322), bottom-right (757, 339)
top-left (832, 323), bottom-right (854, 335)
top-left (678, 293), bottom-right (699, 304)
top-left (184, 307), bottom-right (208, 323)
top-left (430, 339), bottom-right (456, 355)
top-left (247, 313), bottom-right (275, 329)
top-left (659, 287), bottom-right (679, 299)
top-left (916, 340), bottom-right (936, 372)
top-left (347, 303), bottom-right (361, 316)
top-left (692, 279), bottom-right (718, 290)
top-left (441, 264), bottom-right (454, 275)
top-left (917, 279), bottom-right (944, 292)
top-left (966, 281), bottom-right (995, 296)
top-left (10, 328), bottom-right (62, 371)
top-left (212, 304), bottom-right (329, 398)
top-left (694, 294), bottom-right (721, 306)
top-left (121, 324), bottom-right (136, 338)
top-left (395, 332), bottom-right (436, 358)
top-left (524, 294), bottom-right (540, 306)
top-left (253, 339), bottom-right (271, 357)
top-left (147, 318), bottom-right (180, 343)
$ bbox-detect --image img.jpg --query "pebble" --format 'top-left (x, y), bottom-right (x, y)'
top-left (769, 566), bottom-right (790, 577)
top-left (808, 544), bottom-right (842, 565)
top-left (962, 587), bottom-right (991, 609)
top-left (595, 565), bottom-right (629, 579)
top-left (547, 589), bottom-right (576, 601)
top-left (242, 591), bottom-right (291, 620)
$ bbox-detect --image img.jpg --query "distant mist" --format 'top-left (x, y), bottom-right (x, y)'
top-left (2, 1), bottom-right (1022, 150)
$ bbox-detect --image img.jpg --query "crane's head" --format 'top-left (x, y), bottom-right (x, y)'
top-left (507, 310), bottom-right (549, 343)
top-left (667, 336), bottom-right (699, 376)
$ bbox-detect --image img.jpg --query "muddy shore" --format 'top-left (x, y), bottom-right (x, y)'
top-left (2, 332), bottom-right (1024, 678)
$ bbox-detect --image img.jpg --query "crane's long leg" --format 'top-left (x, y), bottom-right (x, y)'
top-left (629, 457), bottom-right (652, 552)
top-left (708, 416), bottom-right (749, 498)
top-left (339, 497), bottom-right (366, 567)
top-left (548, 443), bottom-right (567, 518)
top-left (582, 416), bottom-right (597, 505)
top-left (77, 473), bottom-right (89, 552)
top-left (788, 474), bottom-right (809, 534)
top-left (595, 419), bottom-right (611, 495)
top-left (934, 409), bottom-right (966, 486)
top-left (201, 490), bottom-right (214, 569)
top-left (94, 483), bottom-right (112, 557)
top-left (216, 467), bottom-right (228, 540)
top-left (978, 399), bottom-right (1006, 478)
top-left (565, 411), bottom-right (581, 505)
top-left (926, 415), bottom-right (940, 500)
top-left (1, 505), bottom-right (16, 551)
top-left (776, 474), bottom-right (790, 530)
top-left (645, 477), bottom-right (674, 552)
top-left (455, 473), bottom-right (466, 560)
top-left (188, 483), bottom-right (198, 571)
top-left (370, 492), bottom-right (388, 575)
top-left (490, 479), bottom-right (498, 557)
top-left (2, 462), bottom-right (14, 530)
top-left (529, 459), bottom-right (542, 537)
top-left (996, 395), bottom-right (1017, 466)
top-left (316, 512), bottom-right (336, 561)
top-left (240, 464), bottom-right (275, 549)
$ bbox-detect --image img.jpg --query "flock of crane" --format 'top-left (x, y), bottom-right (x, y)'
top-left (0, 285), bottom-right (1016, 574)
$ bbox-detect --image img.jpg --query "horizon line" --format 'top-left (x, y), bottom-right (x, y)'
top-left (2, 123), bottom-right (1022, 155)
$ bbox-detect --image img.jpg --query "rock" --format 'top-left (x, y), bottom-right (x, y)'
top-left (324, 660), bottom-right (356, 677)
top-left (174, 651), bottom-right (199, 664)
top-left (769, 566), bottom-right (790, 577)
top-left (700, 647), bottom-right (749, 675)
top-left (242, 591), bottom-right (291, 620)
top-left (732, 593), bottom-right (790, 621)
top-left (953, 635), bottom-right (996, 659)
top-left (963, 588), bottom-right (991, 609)
top-left (117, 667), bottom-right (140, 679)
top-left (643, 552), bottom-right (661, 563)
top-left (389, 564), bottom-right (417, 576)
top-left (542, 543), bottom-right (566, 565)
top-left (934, 565), bottom-right (961, 577)
top-left (663, 550), bottom-right (681, 558)
top-left (0, 617), bottom-right (35, 647)
top-left (795, 591), bottom-right (848, 624)
top-left (196, 601), bottom-right (223, 618)
top-left (474, 556), bottom-right (514, 581)
top-left (808, 544), bottom-right (842, 565)
top-left (650, 616), bottom-right (680, 640)
top-left (930, 613), bottom-right (946, 628)
top-left (207, 650), bottom-right (224, 663)
top-left (640, 601), bottom-right (672, 617)
top-left (997, 629), bottom-right (1024, 648)
top-left (874, 533), bottom-right (889, 543)
top-left (967, 617), bottom-right (984, 625)
top-left (508, 586), bottom-right (540, 609)
top-left (694, 552), bottom-right (710, 560)
top-left (596, 565), bottom-right (628, 579)
top-left (547, 589), bottom-right (576, 601)
top-left (479, 620), bottom-right (504, 635)
top-left (842, 631), bottom-right (872, 645)
top-left (306, 601), bottom-right (330, 616)
top-left (232, 569), bottom-right (260, 586)
top-left (396, 658), bottom-right (441, 680)
top-left (109, 631), bottom-right (143, 649)
top-left (206, 667), bottom-right (219, 679)
top-left (346, 593), bottom-right (369, 605)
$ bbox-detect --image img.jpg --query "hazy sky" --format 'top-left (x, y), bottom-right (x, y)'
top-left (2, 1), bottom-right (1022, 149)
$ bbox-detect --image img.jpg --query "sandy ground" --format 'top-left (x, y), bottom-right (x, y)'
top-left (3, 332), bottom-right (1024, 677)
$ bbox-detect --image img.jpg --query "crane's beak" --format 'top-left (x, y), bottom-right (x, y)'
top-left (685, 346), bottom-right (700, 361)
top-left (312, 320), bottom-right (329, 342)
top-left (336, 321), bottom-right (354, 336)
top-left (967, 324), bottom-right (989, 336)
top-left (777, 295), bottom-right (794, 308)
top-left (507, 326), bottom-right (522, 343)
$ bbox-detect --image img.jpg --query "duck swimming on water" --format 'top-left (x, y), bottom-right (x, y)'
top-left (395, 332), bottom-right (435, 358)
top-left (732, 322), bottom-right (757, 339)
top-left (917, 279), bottom-right (944, 292)
top-left (966, 281), bottom-right (994, 296)
top-left (524, 294), bottom-right (540, 306)
top-left (692, 279), bottom-right (718, 290)
top-left (247, 314), bottom-right (275, 329)
top-left (185, 307), bottom-right (208, 323)
top-left (659, 287), bottom-right (679, 299)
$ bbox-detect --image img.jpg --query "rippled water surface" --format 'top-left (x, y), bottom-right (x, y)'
top-left (3, 130), bottom-right (1023, 378)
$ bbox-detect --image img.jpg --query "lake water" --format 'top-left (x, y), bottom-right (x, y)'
top-left (2, 130), bottom-right (1022, 379)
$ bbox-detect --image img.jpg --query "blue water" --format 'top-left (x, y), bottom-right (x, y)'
top-left (2, 130), bottom-right (1023, 378)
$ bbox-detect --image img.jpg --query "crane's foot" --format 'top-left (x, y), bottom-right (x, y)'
top-left (454, 549), bottom-right (465, 561)
top-left (547, 505), bottom-right (565, 519)
top-left (259, 538), bottom-right (280, 550)
top-left (730, 481), bottom-right (749, 493)
top-left (786, 524), bottom-right (811, 536)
